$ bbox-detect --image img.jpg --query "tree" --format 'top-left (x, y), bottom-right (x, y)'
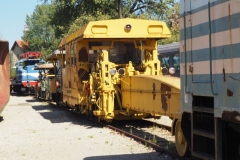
top-left (159, 2), bottom-right (180, 44)
top-left (43, 0), bottom-right (118, 38)
top-left (22, 4), bottom-right (60, 58)
top-left (41, 0), bottom-right (178, 42)
top-left (66, 14), bottom-right (111, 36)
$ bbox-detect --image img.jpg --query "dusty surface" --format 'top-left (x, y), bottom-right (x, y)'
top-left (0, 94), bottom-right (173, 160)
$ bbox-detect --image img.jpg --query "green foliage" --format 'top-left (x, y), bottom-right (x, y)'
top-left (33, 0), bottom-right (180, 48)
top-left (46, 0), bottom-right (118, 38)
top-left (159, 2), bottom-right (180, 44)
top-left (41, 0), bottom-right (179, 38)
top-left (65, 14), bottom-right (111, 36)
top-left (22, 4), bottom-right (60, 58)
top-left (9, 50), bottom-right (16, 78)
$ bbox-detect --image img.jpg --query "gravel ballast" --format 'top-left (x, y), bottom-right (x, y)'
top-left (0, 94), bottom-right (174, 160)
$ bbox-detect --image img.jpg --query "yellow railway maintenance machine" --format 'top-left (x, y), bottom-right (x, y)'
top-left (34, 63), bottom-right (55, 100)
top-left (35, 50), bottom-right (65, 102)
top-left (57, 18), bottom-right (185, 155)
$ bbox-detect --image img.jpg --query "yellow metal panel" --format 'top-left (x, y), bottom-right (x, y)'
top-left (122, 75), bottom-right (180, 118)
top-left (49, 77), bottom-right (56, 94)
top-left (140, 75), bottom-right (180, 90)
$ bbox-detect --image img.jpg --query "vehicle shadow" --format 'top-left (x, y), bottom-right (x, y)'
top-left (31, 101), bottom-right (101, 129)
top-left (83, 153), bottom-right (163, 160)
top-left (30, 97), bottom-right (176, 156)
top-left (10, 91), bottom-right (35, 97)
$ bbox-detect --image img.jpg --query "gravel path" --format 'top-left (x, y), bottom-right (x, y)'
top-left (0, 94), bottom-right (173, 160)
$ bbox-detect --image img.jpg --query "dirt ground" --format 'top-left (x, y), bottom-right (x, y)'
top-left (0, 94), bottom-right (174, 160)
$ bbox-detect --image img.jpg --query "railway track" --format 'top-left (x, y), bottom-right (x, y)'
top-left (101, 120), bottom-right (196, 160)
top-left (102, 121), bottom-right (178, 158)
top-left (47, 100), bottom-right (198, 160)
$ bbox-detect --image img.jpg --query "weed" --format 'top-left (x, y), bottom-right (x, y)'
top-left (130, 127), bottom-right (132, 134)
top-left (152, 124), bottom-right (156, 131)
top-left (144, 133), bottom-right (148, 147)
top-left (165, 141), bottom-right (173, 149)
top-left (152, 135), bottom-right (157, 144)
top-left (144, 133), bottom-right (147, 140)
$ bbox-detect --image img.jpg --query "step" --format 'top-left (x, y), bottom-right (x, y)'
top-left (193, 129), bottom-right (215, 139)
top-left (192, 151), bottom-right (215, 160)
top-left (192, 106), bottom-right (214, 114)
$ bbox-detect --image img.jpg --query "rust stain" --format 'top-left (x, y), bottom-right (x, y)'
top-left (222, 111), bottom-right (240, 123)
top-left (0, 41), bottom-right (10, 112)
top-left (227, 89), bottom-right (233, 96)
top-left (189, 65), bottom-right (193, 73)
top-left (223, 68), bottom-right (226, 82)
top-left (161, 83), bottom-right (171, 111)
top-left (152, 83), bottom-right (156, 100)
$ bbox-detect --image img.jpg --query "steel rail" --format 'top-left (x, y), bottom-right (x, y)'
top-left (101, 122), bottom-right (193, 160)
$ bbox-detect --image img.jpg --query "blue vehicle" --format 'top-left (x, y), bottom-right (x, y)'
top-left (10, 52), bottom-right (45, 94)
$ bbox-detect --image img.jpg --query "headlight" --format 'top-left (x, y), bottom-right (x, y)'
top-left (118, 68), bottom-right (125, 75)
top-left (125, 24), bottom-right (132, 32)
top-left (169, 67), bottom-right (175, 74)
top-left (109, 68), bottom-right (117, 76)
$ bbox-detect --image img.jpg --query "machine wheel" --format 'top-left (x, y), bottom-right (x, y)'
top-left (175, 120), bottom-right (188, 157)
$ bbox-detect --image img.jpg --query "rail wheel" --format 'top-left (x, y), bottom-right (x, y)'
top-left (175, 120), bottom-right (188, 157)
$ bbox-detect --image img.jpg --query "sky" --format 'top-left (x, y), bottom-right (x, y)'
top-left (0, 0), bottom-right (42, 49)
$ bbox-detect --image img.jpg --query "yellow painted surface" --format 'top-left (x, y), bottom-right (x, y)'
top-left (122, 75), bottom-right (180, 118)
top-left (49, 77), bottom-right (56, 94)
top-left (59, 18), bottom-right (171, 48)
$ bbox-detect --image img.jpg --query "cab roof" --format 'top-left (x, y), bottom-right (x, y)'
top-left (58, 18), bottom-right (171, 48)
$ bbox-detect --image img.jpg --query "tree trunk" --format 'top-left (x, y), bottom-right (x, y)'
top-left (118, 0), bottom-right (122, 18)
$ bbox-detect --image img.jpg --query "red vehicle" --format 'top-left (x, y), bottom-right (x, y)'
top-left (0, 41), bottom-right (10, 117)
